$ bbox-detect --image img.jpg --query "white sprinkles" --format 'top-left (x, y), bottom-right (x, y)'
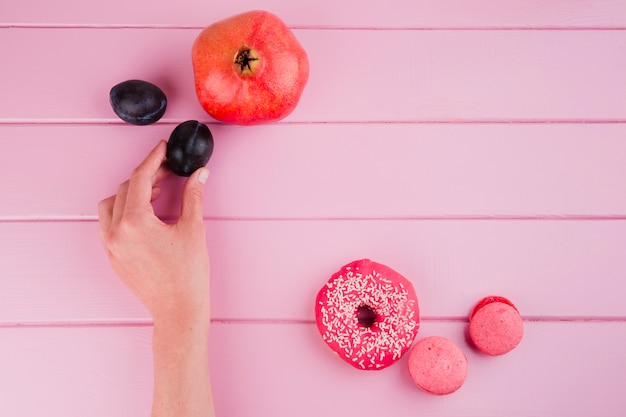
top-left (316, 261), bottom-right (420, 370)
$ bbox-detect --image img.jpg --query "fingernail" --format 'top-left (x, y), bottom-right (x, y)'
top-left (198, 168), bottom-right (209, 184)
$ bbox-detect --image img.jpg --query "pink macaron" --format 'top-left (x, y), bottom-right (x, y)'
top-left (469, 296), bottom-right (524, 356)
top-left (407, 336), bottom-right (468, 395)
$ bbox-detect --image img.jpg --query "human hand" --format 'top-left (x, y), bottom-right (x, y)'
top-left (97, 140), bottom-right (211, 325)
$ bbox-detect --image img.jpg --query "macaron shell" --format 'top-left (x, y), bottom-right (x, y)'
top-left (469, 301), bottom-right (524, 356)
top-left (407, 336), bottom-right (468, 395)
top-left (470, 295), bottom-right (517, 320)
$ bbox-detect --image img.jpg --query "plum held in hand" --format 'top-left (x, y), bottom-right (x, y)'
top-left (192, 10), bottom-right (309, 125)
top-left (109, 79), bottom-right (167, 125)
top-left (166, 120), bottom-right (214, 177)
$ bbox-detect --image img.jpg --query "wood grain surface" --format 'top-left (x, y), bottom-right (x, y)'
top-left (2, 29), bottom-right (625, 123)
top-left (2, 323), bottom-right (625, 416)
top-left (2, 124), bottom-right (626, 219)
top-left (1, 0), bottom-right (625, 416)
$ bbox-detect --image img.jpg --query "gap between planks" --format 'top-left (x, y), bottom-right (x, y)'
top-left (2, 316), bottom-right (625, 329)
top-left (2, 24), bottom-right (626, 30)
top-left (2, 119), bottom-right (626, 126)
top-left (2, 215), bottom-right (626, 223)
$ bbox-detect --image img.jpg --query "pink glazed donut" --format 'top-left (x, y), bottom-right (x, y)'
top-left (315, 259), bottom-right (420, 370)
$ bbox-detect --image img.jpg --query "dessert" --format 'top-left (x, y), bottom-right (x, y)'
top-left (469, 296), bottom-right (524, 356)
top-left (407, 336), bottom-right (468, 395)
top-left (315, 259), bottom-right (420, 370)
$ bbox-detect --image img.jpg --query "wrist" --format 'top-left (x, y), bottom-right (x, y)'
top-left (152, 306), bottom-right (211, 333)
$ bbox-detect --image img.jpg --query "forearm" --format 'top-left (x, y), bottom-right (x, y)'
top-left (151, 316), bottom-right (215, 417)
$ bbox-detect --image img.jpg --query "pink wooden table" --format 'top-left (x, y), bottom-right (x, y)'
top-left (2, 1), bottom-right (626, 415)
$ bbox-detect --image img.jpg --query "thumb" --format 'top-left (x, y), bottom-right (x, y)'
top-left (180, 167), bottom-right (209, 224)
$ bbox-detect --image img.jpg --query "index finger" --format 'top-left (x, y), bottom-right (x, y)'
top-left (124, 140), bottom-right (168, 216)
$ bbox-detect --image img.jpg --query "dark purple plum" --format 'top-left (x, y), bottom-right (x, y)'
top-left (166, 120), bottom-right (214, 177)
top-left (109, 79), bottom-right (167, 125)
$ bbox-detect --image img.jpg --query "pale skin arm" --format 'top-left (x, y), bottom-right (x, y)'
top-left (97, 140), bottom-right (215, 417)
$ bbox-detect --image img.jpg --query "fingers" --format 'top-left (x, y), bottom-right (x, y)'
top-left (99, 141), bottom-right (169, 239)
top-left (111, 180), bottom-right (129, 228)
top-left (124, 140), bottom-right (168, 217)
top-left (179, 167), bottom-right (209, 225)
top-left (151, 186), bottom-right (162, 202)
top-left (153, 163), bottom-right (171, 185)
top-left (97, 195), bottom-right (115, 243)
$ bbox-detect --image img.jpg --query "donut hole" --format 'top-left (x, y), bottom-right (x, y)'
top-left (357, 304), bottom-right (377, 328)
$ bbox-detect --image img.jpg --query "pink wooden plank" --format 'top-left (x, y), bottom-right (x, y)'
top-left (3, 0), bottom-right (625, 28)
top-left (2, 322), bottom-right (625, 416)
top-left (0, 326), bottom-right (153, 416)
top-left (1, 29), bottom-right (625, 123)
top-left (2, 220), bottom-right (625, 324)
top-left (2, 123), bottom-right (626, 219)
